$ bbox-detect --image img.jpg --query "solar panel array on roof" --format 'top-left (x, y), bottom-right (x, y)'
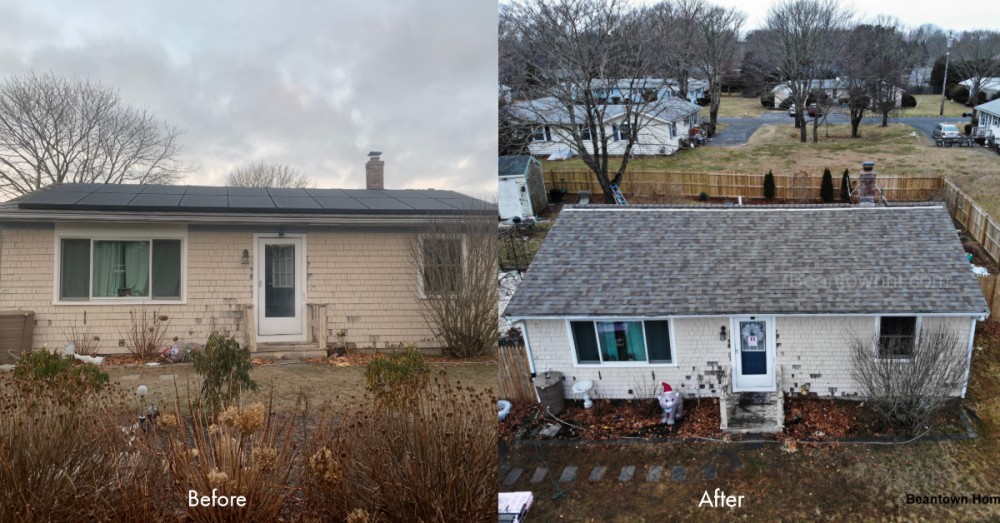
top-left (16, 184), bottom-right (491, 215)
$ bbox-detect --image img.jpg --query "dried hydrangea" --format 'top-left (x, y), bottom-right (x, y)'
top-left (346, 508), bottom-right (372, 523)
top-left (207, 468), bottom-right (229, 489)
top-left (252, 446), bottom-right (278, 472)
top-left (158, 414), bottom-right (178, 428)
top-left (308, 447), bottom-right (340, 484)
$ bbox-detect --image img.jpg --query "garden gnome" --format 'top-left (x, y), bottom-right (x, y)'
top-left (657, 382), bottom-right (683, 425)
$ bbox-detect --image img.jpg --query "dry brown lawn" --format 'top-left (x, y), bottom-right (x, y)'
top-left (100, 359), bottom-right (497, 414)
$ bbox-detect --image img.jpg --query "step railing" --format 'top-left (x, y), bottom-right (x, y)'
top-left (306, 303), bottom-right (328, 351)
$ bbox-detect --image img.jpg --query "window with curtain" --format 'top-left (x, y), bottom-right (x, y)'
top-left (422, 237), bottom-right (462, 295)
top-left (59, 237), bottom-right (182, 301)
top-left (569, 320), bottom-right (673, 365)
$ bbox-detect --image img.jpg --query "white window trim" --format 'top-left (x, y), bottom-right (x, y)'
top-left (416, 234), bottom-right (467, 300)
top-left (873, 315), bottom-right (922, 361)
top-left (565, 317), bottom-right (678, 368)
top-left (53, 224), bottom-right (187, 306)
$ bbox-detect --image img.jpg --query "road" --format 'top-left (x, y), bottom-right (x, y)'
top-left (710, 111), bottom-right (963, 146)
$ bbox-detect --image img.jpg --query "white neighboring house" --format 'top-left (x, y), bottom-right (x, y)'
top-left (511, 96), bottom-right (701, 158)
top-left (586, 78), bottom-right (707, 105)
top-left (771, 79), bottom-right (903, 109)
top-left (960, 78), bottom-right (1000, 100)
top-left (974, 98), bottom-right (1000, 136)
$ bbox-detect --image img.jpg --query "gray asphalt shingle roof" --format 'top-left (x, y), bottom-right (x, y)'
top-left (505, 205), bottom-right (989, 317)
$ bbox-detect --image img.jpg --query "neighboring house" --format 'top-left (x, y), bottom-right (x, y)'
top-left (586, 78), bottom-right (707, 105)
top-left (505, 202), bottom-right (988, 431)
top-left (975, 98), bottom-right (1000, 136)
top-left (907, 67), bottom-right (933, 90)
top-left (512, 96), bottom-right (701, 158)
top-left (498, 155), bottom-right (547, 221)
top-left (771, 79), bottom-right (903, 109)
top-left (0, 153), bottom-right (491, 354)
top-left (960, 78), bottom-right (1000, 100)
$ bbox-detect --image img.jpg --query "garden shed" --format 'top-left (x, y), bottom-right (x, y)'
top-left (499, 155), bottom-right (547, 221)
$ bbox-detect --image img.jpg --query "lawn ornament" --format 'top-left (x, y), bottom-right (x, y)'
top-left (657, 382), bottom-right (683, 425)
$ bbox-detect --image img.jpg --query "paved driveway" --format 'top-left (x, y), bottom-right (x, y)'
top-left (709, 111), bottom-right (966, 146)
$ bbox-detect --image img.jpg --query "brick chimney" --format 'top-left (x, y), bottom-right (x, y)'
top-left (858, 161), bottom-right (877, 207)
top-left (365, 151), bottom-right (384, 190)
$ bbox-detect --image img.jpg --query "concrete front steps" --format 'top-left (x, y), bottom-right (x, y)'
top-left (723, 391), bottom-right (784, 433)
top-left (255, 343), bottom-right (327, 361)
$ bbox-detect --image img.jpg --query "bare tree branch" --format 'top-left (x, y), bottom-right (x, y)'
top-left (0, 73), bottom-right (188, 199)
top-left (224, 161), bottom-right (314, 188)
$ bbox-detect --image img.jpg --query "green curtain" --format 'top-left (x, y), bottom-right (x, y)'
top-left (597, 322), bottom-right (618, 361)
top-left (92, 241), bottom-right (122, 297)
top-left (124, 241), bottom-right (149, 297)
top-left (625, 322), bottom-right (646, 361)
top-left (93, 241), bottom-right (149, 297)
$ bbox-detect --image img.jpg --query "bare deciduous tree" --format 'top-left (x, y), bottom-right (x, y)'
top-left (850, 326), bottom-right (968, 432)
top-left (225, 161), bottom-right (313, 188)
top-left (841, 18), bottom-right (913, 135)
top-left (764, 0), bottom-right (853, 143)
top-left (0, 73), bottom-right (187, 199)
top-left (951, 30), bottom-right (1000, 110)
top-left (692, 4), bottom-right (746, 128)
top-left (501, 0), bottom-right (663, 202)
top-left (405, 204), bottom-right (497, 359)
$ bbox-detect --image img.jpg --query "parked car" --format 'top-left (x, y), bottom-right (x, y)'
top-left (932, 123), bottom-right (961, 140)
top-left (807, 103), bottom-right (823, 117)
top-left (788, 104), bottom-right (796, 117)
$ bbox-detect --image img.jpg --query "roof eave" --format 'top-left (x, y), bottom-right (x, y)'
top-left (0, 209), bottom-right (487, 225)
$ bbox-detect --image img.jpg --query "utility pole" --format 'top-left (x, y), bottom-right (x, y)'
top-left (939, 32), bottom-right (954, 116)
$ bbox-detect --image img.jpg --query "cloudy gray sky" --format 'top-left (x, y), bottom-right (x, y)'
top-left (0, 1), bottom-right (498, 195)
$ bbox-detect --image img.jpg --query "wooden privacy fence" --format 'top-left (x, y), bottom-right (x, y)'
top-left (498, 340), bottom-right (535, 403)
top-left (979, 276), bottom-right (1000, 321)
top-left (545, 170), bottom-right (944, 202)
top-left (943, 179), bottom-right (1000, 265)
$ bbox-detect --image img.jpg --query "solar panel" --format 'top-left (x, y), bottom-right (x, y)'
top-left (141, 185), bottom-right (187, 195)
top-left (314, 197), bottom-right (369, 210)
top-left (178, 195), bottom-right (226, 208)
top-left (76, 192), bottom-right (137, 206)
top-left (267, 188), bottom-right (310, 197)
top-left (397, 198), bottom-right (457, 210)
top-left (272, 197), bottom-right (322, 210)
top-left (185, 186), bottom-right (228, 196)
top-left (97, 184), bottom-right (145, 194)
top-left (14, 183), bottom-right (489, 215)
top-left (228, 196), bottom-right (276, 209)
top-left (129, 194), bottom-right (182, 207)
top-left (356, 198), bottom-right (414, 210)
top-left (228, 187), bottom-right (270, 197)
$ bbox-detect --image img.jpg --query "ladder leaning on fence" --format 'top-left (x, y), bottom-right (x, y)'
top-left (609, 183), bottom-right (628, 205)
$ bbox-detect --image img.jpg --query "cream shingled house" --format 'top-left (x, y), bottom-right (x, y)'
top-left (504, 202), bottom-right (989, 432)
top-left (0, 153), bottom-right (490, 356)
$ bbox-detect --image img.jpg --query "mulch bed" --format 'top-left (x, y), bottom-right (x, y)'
top-left (506, 397), bottom-right (724, 441)
top-left (504, 395), bottom-right (967, 443)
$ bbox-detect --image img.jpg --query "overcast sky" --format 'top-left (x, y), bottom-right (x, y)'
top-left (0, 1), bottom-right (498, 195)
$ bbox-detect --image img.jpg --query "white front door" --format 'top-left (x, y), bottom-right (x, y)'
top-left (256, 236), bottom-right (304, 337)
top-left (731, 316), bottom-right (776, 391)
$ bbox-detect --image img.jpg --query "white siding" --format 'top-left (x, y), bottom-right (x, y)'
top-left (525, 315), bottom-right (976, 400)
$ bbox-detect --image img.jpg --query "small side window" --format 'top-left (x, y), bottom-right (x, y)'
top-left (878, 317), bottom-right (917, 358)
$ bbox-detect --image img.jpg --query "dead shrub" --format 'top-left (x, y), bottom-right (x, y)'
top-left (304, 371), bottom-right (497, 521)
top-left (120, 306), bottom-right (170, 360)
top-left (66, 317), bottom-right (100, 355)
top-left (0, 379), bottom-right (168, 521)
top-left (162, 391), bottom-right (301, 522)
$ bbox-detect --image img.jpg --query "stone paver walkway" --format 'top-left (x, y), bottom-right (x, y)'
top-left (502, 456), bottom-right (748, 488)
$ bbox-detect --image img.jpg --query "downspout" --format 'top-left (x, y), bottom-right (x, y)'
top-left (518, 320), bottom-right (537, 376)
top-left (961, 316), bottom-right (978, 398)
